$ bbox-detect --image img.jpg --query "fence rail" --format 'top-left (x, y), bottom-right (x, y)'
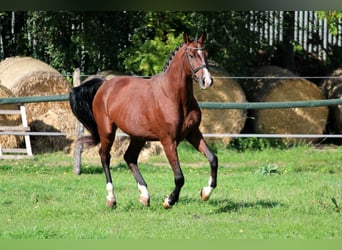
top-left (2, 94), bottom-right (342, 109)
top-left (0, 94), bottom-right (69, 105)
top-left (1, 94), bottom-right (342, 139)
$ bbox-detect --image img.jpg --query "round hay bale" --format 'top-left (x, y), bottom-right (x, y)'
top-left (95, 70), bottom-right (122, 80)
top-left (83, 70), bottom-right (121, 82)
top-left (29, 107), bottom-right (75, 153)
top-left (0, 84), bottom-right (17, 113)
top-left (319, 68), bottom-right (342, 143)
top-left (0, 84), bottom-right (22, 148)
top-left (194, 64), bottom-right (247, 144)
top-left (243, 65), bottom-right (328, 144)
top-left (0, 56), bottom-right (71, 123)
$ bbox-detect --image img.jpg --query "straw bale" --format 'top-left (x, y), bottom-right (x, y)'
top-left (0, 84), bottom-right (17, 112)
top-left (194, 65), bottom-right (247, 144)
top-left (319, 68), bottom-right (342, 143)
top-left (0, 85), bottom-right (22, 148)
top-left (29, 106), bottom-right (75, 153)
top-left (0, 56), bottom-right (71, 123)
top-left (83, 70), bottom-right (122, 82)
top-left (243, 65), bottom-right (328, 144)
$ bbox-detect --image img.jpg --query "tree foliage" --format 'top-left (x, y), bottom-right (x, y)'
top-left (119, 11), bottom-right (193, 76)
top-left (0, 11), bottom-right (341, 77)
top-left (316, 11), bottom-right (342, 35)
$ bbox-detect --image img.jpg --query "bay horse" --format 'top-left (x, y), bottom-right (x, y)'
top-left (69, 32), bottom-right (218, 209)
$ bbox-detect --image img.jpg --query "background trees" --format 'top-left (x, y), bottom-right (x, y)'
top-left (0, 11), bottom-right (341, 77)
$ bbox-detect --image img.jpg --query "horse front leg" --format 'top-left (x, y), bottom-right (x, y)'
top-left (161, 139), bottom-right (184, 209)
top-left (186, 128), bottom-right (218, 201)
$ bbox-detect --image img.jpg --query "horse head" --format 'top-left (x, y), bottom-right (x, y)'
top-left (183, 32), bottom-right (213, 90)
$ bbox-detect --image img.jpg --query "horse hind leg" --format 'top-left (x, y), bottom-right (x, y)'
top-left (124, 138), bottom-right (150, 207)
top-left (100, 144), bottom-right (117, 208)
top-left (98, 123), bottom-right (117, 208)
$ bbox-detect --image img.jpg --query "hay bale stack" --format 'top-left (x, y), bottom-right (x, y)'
top-left (243, 65), bottom-right (328, 143)
top-left (83, 70), bottom-right (121, 82)
top-left (0, 84), bottom-right (17, 113)
top-left (0, 56), bottom-right (71, 122)
top-left (0, 85), bottom-right (22, 148)
top-left (194, 64), bottom-right (247, 144)
top-left (319, 68), bottom-right (342, 143)
top-left (94, 70), bottom-right (122, 80)
top-left (0, 56), bottom-right (73, 153)
top-left (29, 107), bottom-right (74, 153)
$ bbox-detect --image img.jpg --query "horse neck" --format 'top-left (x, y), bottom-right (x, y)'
top-left (161, 49), bottom-right (194, 105)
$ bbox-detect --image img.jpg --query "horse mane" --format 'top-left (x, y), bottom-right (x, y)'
top-left (162, 43), bottom-right (184, 72)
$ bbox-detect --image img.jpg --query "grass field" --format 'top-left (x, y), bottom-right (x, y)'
top-left (0, 142), bottom-right (341, 239)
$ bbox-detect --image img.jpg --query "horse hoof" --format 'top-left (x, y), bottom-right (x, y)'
top-left (106, 199), bottom-right (117, 208)
top-left (162, 198), bottom-right (173, 209)
top-left (139, 196), bottom-right (150, 207)
top-left (200, 187), bottom-right (212, 201)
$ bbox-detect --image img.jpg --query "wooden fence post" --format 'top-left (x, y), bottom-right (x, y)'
top-left (72, 68), bottom-right (83, 175)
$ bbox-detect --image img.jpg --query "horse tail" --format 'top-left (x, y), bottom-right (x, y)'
top-left (69, 77), bottom-right (105, 147)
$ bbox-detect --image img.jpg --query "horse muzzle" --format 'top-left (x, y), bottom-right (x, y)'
top-left (195, 66), bottom-right (213, 90)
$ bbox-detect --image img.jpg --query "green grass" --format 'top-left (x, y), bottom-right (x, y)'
top-left (0, 143), bottom-right (341, 239)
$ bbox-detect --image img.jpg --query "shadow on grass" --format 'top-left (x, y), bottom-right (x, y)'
top-left (175, 196), bottom-right (284, 213)
top-left (209, 198), bottom-right (284, 213)
top-left (78, 163), bottom-right (127, 175)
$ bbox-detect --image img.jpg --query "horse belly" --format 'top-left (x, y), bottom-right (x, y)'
top-left (110, 106), bottom-right (159, 140)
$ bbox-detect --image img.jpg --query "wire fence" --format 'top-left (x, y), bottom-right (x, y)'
top-left (1, 75), bottom-right (342, 139)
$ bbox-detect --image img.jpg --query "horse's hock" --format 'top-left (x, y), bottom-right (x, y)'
top-left (194, 64), bottom-right (247, 144)
top-left (242, 65), bottom-right (328, 144)
top-left (319, 68), bottom-right (342, 144)
top-left (0, 56), bottom-right (73, 153)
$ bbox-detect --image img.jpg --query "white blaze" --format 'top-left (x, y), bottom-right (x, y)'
top-left (197, 50), bottom-right (212, 89)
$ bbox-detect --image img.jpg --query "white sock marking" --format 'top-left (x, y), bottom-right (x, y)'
top-left (138, 183), bottom-right (149, 199)
top-left (106, 183), bottom-right (115, 201)
top-left (203, 177), bottom-right (214, 198)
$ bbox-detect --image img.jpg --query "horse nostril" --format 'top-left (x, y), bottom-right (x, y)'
top-left (205, 77), bottom-right (213, 88)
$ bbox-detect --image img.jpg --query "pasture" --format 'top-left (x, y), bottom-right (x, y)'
top-left (0, 142), bottom-right (341, 239)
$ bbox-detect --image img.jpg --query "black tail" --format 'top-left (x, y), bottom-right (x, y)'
top-left (69, 77), bottom-right (105, 147)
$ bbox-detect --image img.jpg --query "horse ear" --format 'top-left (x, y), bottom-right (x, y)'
top-left (183, 33), bottom-right (189, 43)
top-left (198, 32), bottom-right (207, 44)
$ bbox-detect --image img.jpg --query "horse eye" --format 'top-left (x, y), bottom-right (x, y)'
top-left (189, 53), bottom-right (195, 59)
